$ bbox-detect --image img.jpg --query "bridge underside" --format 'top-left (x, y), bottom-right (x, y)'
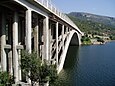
top-left (70, 32), bottom-right (80, 46)
top-left (0, 0), bottom-right (82, 84)
top-left (58, 30), bottom-right (81, 73)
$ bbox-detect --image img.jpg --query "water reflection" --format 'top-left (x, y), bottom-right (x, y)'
top-left (56, 46), bottom-right (80, 86)
top-left (56, 42), bottom-right (115, 86)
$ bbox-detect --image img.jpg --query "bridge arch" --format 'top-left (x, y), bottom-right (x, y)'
top-left (58, 30), bottom-right (81, 73)
top-left (70, 31), bottom-right (80, 46)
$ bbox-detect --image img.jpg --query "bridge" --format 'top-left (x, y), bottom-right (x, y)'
top-left (0, 0), bottom-right (83, 84)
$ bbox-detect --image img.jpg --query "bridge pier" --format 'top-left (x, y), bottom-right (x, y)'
top-left (1, 10), bottom-right (7, 71)
top-left (33, 14), bottom-right (39, 56)
top-left (49, 21), bottom-right (53, 62)
top-left (62, 25), bottom-right (65, 51)
top-left (26, 9), bottom-right (32, 53)
top-left (13, 11), bottom-right (19, 83)
top-left (8, 16), bottom-right (13, 76)
top-left (43, 16), bottom-right (49, 62)
top-left (56, 22), bottom-right (59, 68)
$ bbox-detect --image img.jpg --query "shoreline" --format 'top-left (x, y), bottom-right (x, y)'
top-left (82, 40), bottom-right (115, 45)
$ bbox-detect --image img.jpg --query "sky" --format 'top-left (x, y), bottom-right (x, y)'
top-left (51, 0), bottom-right (115, 17)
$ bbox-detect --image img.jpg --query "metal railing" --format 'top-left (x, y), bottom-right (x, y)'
top-left (34, 0), bottom-right (82, 34)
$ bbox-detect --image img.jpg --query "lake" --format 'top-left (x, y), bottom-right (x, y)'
top-left (56, 41), bottom-right (115, 86)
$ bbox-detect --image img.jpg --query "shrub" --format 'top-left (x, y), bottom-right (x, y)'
top-left (21, 50), bottom-right (58, 85)
top-left (0, 71), bottom-right (14, 85)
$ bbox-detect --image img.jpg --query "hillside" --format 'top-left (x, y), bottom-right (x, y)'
top-left (69, 12), bottom-right (115, 28)
top-left (67, 12), bottom-right (115, 39)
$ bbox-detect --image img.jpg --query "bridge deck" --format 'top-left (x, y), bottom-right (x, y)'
top-left (33, 0), bottom-right (82, 34)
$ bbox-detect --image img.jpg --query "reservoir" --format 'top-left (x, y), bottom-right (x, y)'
top-left (56, 41), bottom-right (115, 86)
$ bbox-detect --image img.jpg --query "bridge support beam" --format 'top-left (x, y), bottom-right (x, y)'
top-left (8, 18), bottom-right (13, 75)
top-left (25, 9), bottom-right (32, 83)
top-left (62, 25), bottom-right (64, 50)
top-left (43, 16), bottom-right (49, 61)
top-left (66, 27), bottom-right (68, 34)
top-left (1, 11), bottom-right (7, 71)
top-left (49, 22), bottom-right (52, 62)
top-left (34, 16), bottom-right (39, 57)
top-left (18, 49), bottom-right (22, 81)
top-left (8, 50), bottom-right (13, 75)
top-left (56, 22), bottom-right (59, 68)
top-left (26, 9), bottom-right (32, 53)
top-left (13, 12), bottom-right (19, 83)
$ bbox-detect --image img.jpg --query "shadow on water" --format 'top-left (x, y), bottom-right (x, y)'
top-left (63, 46), bottom-right (79, 69)
top-left (55, 45), bottom-right (80, 86)
top-left (55, 42), bottom-right (115, 86)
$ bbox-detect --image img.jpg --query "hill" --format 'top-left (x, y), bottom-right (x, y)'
top-left (69, 12), bottom-right (115, 28)
top-left (67, 12), bottom-right (115, 39)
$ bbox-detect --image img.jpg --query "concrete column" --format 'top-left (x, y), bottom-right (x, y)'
top-left (66, 27), bottom-right (68, 33)
top-left (18, 19), bottom-right (22, 81)
top-left (62, 25), bottom-right (64, 50)
top-left (26, 9), bottom-right (32, 53)
top-left (49, 23), bottom-right (52, 62)
top-left (26, 9), bottom-right (32, 84)
top-left (43, 16), bottom-right (49, 61)
top-left (66, 27), bottom-right (69, 42)
top-left (18, 49), bottom-right (21, 81)
top-left (56, 22), bottom-right (58, 68)
top-left (1, 11), bottom-right (7, 71)
top-left (34, 17), bottom-right (39, 56)
top-left (8, 18), bottom-right (13, 75)
top-left (13, 12), bottom-right (19, 83)
top-left (8, 51), bottom-right (13, 75)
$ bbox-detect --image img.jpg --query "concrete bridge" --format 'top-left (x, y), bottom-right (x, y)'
top-left (0, 0), bottom-right (83, 83)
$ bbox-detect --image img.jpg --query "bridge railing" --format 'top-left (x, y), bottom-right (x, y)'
top-left (34, 0), bottom-right (82, 34)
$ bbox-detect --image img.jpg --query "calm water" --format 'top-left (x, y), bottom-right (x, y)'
top-left (56, 41), bottom-right (115, 86)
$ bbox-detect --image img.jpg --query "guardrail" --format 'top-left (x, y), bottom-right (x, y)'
top-left (34, 0), bottom-right (82, 34)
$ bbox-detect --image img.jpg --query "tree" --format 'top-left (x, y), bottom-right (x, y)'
top-left (39, 60), bottom-right (58, 85)
top-left (21, 50), bottom-right (58, 85)
top-left (49, 64), bottom-right (58, 86)
top-left (21, 50), bottom-right (41, 85)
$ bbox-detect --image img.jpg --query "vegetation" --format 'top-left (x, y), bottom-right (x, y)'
top-left (109, 35), bottom-right (115, 40)
top-left (81, 35), bottom-right (91, 45)
top-left (21, 51), bottom-right (41, 84)
top-left (96, 37), bottom-right (104, 43)
top-left (67, 13), bottom-right (115, 40)
top-left (0, 71), bottom-right (14, 86)
top-left (21, 50), bottom-right (58, 85)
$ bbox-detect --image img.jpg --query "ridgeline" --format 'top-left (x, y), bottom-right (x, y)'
top-left (67, 12), bottom-right (115, 44)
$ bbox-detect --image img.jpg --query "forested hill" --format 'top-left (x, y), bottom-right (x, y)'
top-left (67, 12), bottom-right (115, 38)
top-left (69, 12), bottom-right (115, 28)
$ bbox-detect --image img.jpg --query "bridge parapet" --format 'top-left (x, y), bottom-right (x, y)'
top-left (34, 0), bottom-right (82, 35)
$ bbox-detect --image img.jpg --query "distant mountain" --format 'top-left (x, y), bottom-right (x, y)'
top-left (68, 12), bottom-right (115, 28)
top-left (67, 12), bottom-right (115, 39)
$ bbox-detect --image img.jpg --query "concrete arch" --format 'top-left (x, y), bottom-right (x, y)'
top-left (70, 32), bottom-right (80, 46)
top-left (58, 30), bottom-right (81, 73)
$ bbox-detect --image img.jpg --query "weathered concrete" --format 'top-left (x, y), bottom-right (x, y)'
top-left (0, 0), bottom-right (83, 84)
top-left (43, 16), bottom-right (49, 61)
top-left (62, 25), bottom-right (64, 50)
top-left (1, 11), bottom-right (6, 71)
top-left (25, 9), bottom-right (32, 84)
top-left (13, 12), bottom-right (19, 82)
top-left (18, 49), bottom-right (22, 81)
top-left (56, 22), bottom-right (59, 68)
top-left (58, 30), bottom-right (81, 73)
top-left (26, 9), bottom-right (32, 53)
top-left (34, 16), bottom-right (39, 55)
